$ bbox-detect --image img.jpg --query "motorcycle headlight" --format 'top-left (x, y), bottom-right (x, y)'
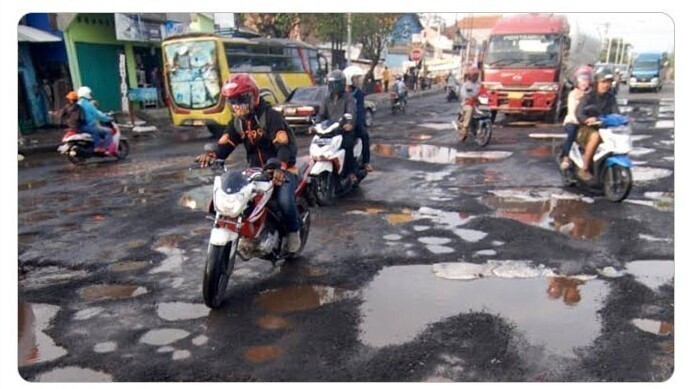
top-left (214, 188), bottom-right (248, 217)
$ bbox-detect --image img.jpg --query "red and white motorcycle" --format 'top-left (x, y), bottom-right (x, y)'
top-left (57, 120), bottom-right (129, 164)
top-left (198, 155), bottom-right (313, 308)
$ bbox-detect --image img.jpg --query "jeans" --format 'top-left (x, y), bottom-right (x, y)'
top-left (341, 131), bottom-right (356, 177)
top-left (356, 125), bottom-right (370, 164)
top-left (276, 171), bottom-right (300, 233)
top-left (561, 123), bottom-right (579, 158)
top-left (82, 124), bottom-right (113, 149)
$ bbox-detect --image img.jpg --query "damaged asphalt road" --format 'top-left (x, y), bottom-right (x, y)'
top-left (18, 87), bottom-right (674, 382)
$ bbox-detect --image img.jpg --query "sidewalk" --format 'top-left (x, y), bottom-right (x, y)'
top-left (18, 85), bottom-right (445, 155)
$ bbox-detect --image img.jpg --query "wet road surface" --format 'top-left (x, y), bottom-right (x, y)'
top-left (18, 85), bottom-right (674, 382)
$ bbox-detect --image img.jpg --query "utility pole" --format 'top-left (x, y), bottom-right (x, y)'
top-left (346, 13), bottom-right (352, 67)
top-left (605, 23), bottom-right (612, 63)
top-left (616, 38), bottom-right (624, 64)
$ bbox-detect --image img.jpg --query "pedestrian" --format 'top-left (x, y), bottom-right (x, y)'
top-left (382, 66), bottom-right (390, 92)
top-left (149, 67), bottom-right (163, 106)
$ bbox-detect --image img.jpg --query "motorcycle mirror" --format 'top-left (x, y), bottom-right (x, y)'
top-left (204, 143), bottom-right (219, 153)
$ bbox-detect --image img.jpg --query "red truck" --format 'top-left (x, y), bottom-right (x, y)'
top-left (481, 14), bottom-right (601, 122)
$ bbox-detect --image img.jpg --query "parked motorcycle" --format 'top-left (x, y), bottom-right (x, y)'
top-left (452, 91), bottom-right (493, 147)
top-left (559, 111), bottom-right (633, 202)
top-left (308, 115), bottom-right (367, 206)
top-left (196, 153), bottom-right (312, 308)
top-left (57, 121), bottom-right (129, 164)
top-left (446, 85), bottom-right (459, 102)
top-left (390, 92), bottom-right (407, 115)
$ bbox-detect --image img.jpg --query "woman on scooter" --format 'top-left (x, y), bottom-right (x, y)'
top-left (560, 65), bottom-right (593, 171)
top-left (574, 66), bottom-right (620, 181)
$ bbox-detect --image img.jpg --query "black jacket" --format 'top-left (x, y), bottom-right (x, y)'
top-left (576, 89), bottom-right (620, 124)
top-left (218, 98), bottom-right (297, 169)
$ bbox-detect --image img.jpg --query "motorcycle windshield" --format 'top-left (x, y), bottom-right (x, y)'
top-left (219, 171), bottom-right (249, 194)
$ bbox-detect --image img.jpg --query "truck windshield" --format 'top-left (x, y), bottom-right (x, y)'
top-left (633, 60), bottom-right (658, 71)
top-left (163, 40), bottom-right (221, 109)
top-left (485, 34), bottom-right (561, 68)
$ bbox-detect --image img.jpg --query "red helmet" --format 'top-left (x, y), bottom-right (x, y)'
top-left (221, 74), bottom-right (260, 108)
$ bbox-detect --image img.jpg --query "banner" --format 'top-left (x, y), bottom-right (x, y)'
top-left (115, 13), bottom-right (163, 42)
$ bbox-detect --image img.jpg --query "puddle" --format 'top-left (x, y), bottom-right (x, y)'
top-left (19, 303), bottom-right (68, 367)
top-left (413, 225), bottom-right (431, 232)
top-left (624, 260), bottom-right (674, 291)
top-left (423, 170), bottom-right (452, 182)
top-left (358, 264), bottom-right (608, 357)
top-left (425, 245), bottom-right (455, 254)
top-left (528, 133), bottom-right (566, 140)
top-left (256, 315), bottom-right (293, 330)
top-left (631, 319), bottom-right (673, 337)
top-left (474, 249), bottom-right (496, 256)
top-left (139, 328), bottom-right (190, 346)
top-left (156, 302), bottom-right (210, 321)
top-left (409, 133), bottom-right (433, 141)
top-left (454, 228), bottom-right (487, 243)
top-left (192, 335), bottom-right (209, 346)
top-left (255, 285), bottom-right (348, 314)
top-left (19, 266), bottom-right (89, 290)
top-left (387, 213), bottom-right (413, 225)
top-left (157, 346), bottom-right (175, 353)
top-left (34, 366), bottom-right (113, 382)
top-left (371, 143), bottom-right (511, 165)
top-left (172, 350), bottom-right (191, 360)
top-left (482, 190), bottom-right (605, 239)
top-left (526, 145), bottom-right (558, 158)
top-left (244, 345), bottom-right (283, 363)
top-left (418, 237), bottom-right (452, 245)
top-left (420, 122), bottom-right (455, 130)
top-left (149, 247), bottom-right (188, 274)
top-left (639, 234), bottom-right (672, 243)
top-left (492, 240), bottom-right (505, 246)
top-left (626, 192), bottom-right (673, 211)
top-left (629, 147), bottom-right (655, 157)
top-left (74, 307), bottom-right (105, 321)
top-left (108, 261), bottom-right (149, 273)
top-left (180, 186), bottom-right (212, 211)
top-left (93, 341), bottom-right (117, 353)
top-left (78, 284), bottom-right (148, 301)
top-left (654, 120), bottom-right (674, 129)
top-left (631, 167), bottom-right (673, 182)
top-left (18, 180), bottom-right (48, 191)
top-left (383, 234), bottom-right (402, 241)
top-left (631, 135), bottom-right (652, 142)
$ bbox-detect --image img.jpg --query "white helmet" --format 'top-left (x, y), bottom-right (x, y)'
top-left (77, 86), bottom-right (92, 100)
top-left (343, 66), bottom-right (366, 86)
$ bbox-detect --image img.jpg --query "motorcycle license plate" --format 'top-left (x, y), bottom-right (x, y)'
top-left (315, 138), bottom-right (331, 146)
top-left (193, 120), bottom-right (205, 126)
top-left (507, 92), bottom-right (523, 99)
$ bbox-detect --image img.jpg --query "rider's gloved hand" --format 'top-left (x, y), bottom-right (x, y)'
top-left (272, 169), bottom-right (286, 186)
top-left (196, 152), bottom-right (216, 168)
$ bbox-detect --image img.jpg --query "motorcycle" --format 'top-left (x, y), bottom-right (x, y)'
top-left (308, 115), bottom-right (367, 206)
top-left (452, 91), bottom-right (493, 147)
top-left (446, 85), bottom-right (459, 102)
top-left (559, 111), bottom-right (633, 202)
top-left (57, 120), bottom-right (129, 164)
top-left (196, 153), bottom-right (312, 308)
top-left (390, 92), bottom-right (407, 115)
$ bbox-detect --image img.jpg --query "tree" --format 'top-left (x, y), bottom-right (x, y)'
top-left (241, 14), bottom-right (302, 38)
top-left (352, 14), bottom-right (402, 88)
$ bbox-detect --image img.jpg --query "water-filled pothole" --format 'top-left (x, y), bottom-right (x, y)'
top-left (255, 285), bottom-right (349, 314)
top-left (372, 143), bottom-right (512, 165)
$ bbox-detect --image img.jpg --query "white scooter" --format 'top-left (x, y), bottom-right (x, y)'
top-left (560, 112), bottom-right (634, 202)
top-left (57, 120), bottom-right (129, 165)
top-left (308, 114), bottom-right (367, 206)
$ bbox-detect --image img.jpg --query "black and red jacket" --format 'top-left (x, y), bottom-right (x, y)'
top-left (217, 98), bottom-right (298, 170)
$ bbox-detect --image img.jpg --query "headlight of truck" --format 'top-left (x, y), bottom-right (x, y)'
top-left (532, 82), bottom-right (559, 91)
top-left (651, 78), bottom-right (659, 84)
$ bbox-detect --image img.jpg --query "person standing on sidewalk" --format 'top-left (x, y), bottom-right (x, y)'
top-left (382, 66), bottom-right (390, 92)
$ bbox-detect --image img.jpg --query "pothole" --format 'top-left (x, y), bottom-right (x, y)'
top-left (78, 284), bottom-right (148, 301)
top-left (255, 285), bottom-right (349, 314)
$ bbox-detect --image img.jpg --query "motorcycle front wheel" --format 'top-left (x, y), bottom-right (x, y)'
top-left (474, 120), bottom-right (493, 147)
top-left (603, 165), bottom-right (633, 202)
top-left (202, 240), bottom-right (237, 308)
top-left (67, 145), bottom-right (86, 165)
top-left (315, 171), bottom-right (336, 206)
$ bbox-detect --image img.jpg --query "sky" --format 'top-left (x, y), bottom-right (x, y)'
top-left (438, 13), bottom-right (674, 54)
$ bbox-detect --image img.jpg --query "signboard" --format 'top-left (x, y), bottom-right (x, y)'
top-left (409, 48), bottom-right (424, 61)
top-left (115, 13), bottom-right (163, 42)
top-left (119, 53), bottom-right (129, 113)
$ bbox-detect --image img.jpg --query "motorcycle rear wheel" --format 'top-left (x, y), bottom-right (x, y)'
top-left (287, 197), bottom-right (311, 260)
top-left (603, 165), bottom-right (633, 202)
top-left (315, 171), bottom-right (336, 206)
top-left (202, 241), bottom-right (237, 308)
top-left (116, 140), bottom-right (130, 160)
top-left (474, 120), bottom-right (493, 147)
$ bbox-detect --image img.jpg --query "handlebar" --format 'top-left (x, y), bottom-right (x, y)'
top-left (189, 159), bottom-right (226, 171)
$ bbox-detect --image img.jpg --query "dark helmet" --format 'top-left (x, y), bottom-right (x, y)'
top-left (593, 66), bottom-right (615, 83)
top-left (221, 73), bottom-right (260, 108)
top-left (326, 70), bottom-right (346, 95)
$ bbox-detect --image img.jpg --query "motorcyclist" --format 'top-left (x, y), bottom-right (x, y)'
top-left (446, 71), bottom-right (460, 96)
top-left (196, 74), bottom-right (302, 253)
top-left (575, 66), bottom-right (620, 181)
top-left (344, 65), bottom-right (373, 172)
top-left (393, 75), bottom-right (407, 104)
top-left (51, 91), bottom-right (84, 130)
top-left (560, 65), bottom-right (593, 170)
top-left (76, 86), bottom-right (115, 154)
top-left (458, 66), bottom-right (481, 142)
top-left (317, 69), bottom-right (358, 183)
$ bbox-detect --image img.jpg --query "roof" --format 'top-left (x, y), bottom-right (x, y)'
top-left (17, 25), bottom-right (62, 43)
top-left (456, 15), bottom-right (502, 30)
top-left (490, 14), bottom-right (567, 35)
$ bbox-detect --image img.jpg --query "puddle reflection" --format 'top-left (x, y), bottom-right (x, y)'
top-left (358, 265), bottom-right (608, 357)
top-left (244, 345), bottom-right (282, 363)
top-left (255, 285), bottom-right (348, 314)
top-left (78, 284), bottom-right (148, 301)
top-left (372, 143), bottom-right (511, 165)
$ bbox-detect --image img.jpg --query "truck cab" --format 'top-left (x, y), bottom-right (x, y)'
top-left (629, 53), bottom-right (664, 93)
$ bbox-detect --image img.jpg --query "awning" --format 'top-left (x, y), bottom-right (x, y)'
top-left (17, 25), bottom-right (62, 43)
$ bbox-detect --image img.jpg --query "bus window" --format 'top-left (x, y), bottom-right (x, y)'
top-left (164, 40), bottom-right (221, 109)
top-left (225, 43), bottom-right (304, 73)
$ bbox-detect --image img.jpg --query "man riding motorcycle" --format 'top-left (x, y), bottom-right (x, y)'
top-left (458, 66), bottom-right (481, 141)
top-left (77, 86), bottom-right (115, 154)
top-left (344, 65), bottom-right (373, 172)
top-left (197, 74), bottom-right (302, 254)
top-left (393, 75), bottom-right (407, 104)
top-left (317, 69), bottom-right (358, 183)
top-left (574, 66), bottom-right (620, 181)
